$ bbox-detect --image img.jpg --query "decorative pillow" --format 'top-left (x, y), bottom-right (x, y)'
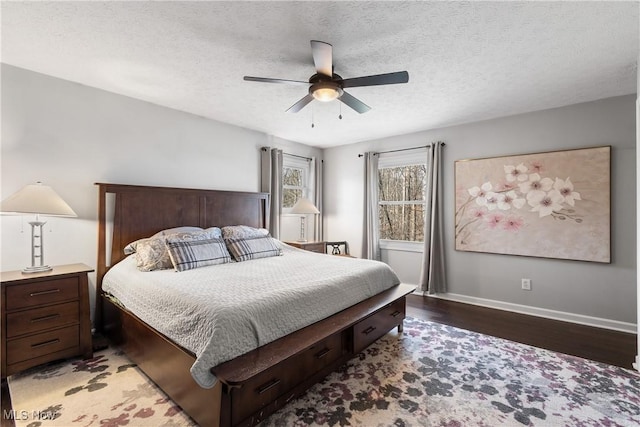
top-left (221, 225), bottom-right (269, 241)
top-left (133, 238), bottom-right (172, 271)
top-left (152, 226), bottom-right (205, 238)
top-left (124, 226), bottom-right (205, 255)
top-left (203, 227), bottom-right (223, 238)
top-left (166, 237), bottom-right (232, 272)
top-left (225, 235), bottom-right (283, 262)
top-left (132, 228), bottom-right (223, 271)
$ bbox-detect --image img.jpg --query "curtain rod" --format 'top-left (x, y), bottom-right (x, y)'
top-left (357, 142), bottom-right (445, 157)
top-left (262, 146), bottom-right (312, 161)
top-left (284, 152), bottom-right (312, 161)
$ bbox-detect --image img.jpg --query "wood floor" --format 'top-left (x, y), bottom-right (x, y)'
top-left (406, 294), bottom-right (637, 369)
top-left (1, 295), bottom-right (637, 427)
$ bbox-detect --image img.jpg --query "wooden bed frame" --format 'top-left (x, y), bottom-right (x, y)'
top-left (96, 183), bottom-right (414, 427)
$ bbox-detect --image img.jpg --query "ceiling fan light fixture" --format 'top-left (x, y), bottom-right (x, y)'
top-left (310, 82), bottom-right (343, 102)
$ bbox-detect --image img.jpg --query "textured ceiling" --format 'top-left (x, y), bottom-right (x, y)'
top-left (1, 1), bottom-right (638, 148)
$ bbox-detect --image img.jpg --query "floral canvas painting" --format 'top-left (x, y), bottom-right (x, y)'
top-left (455, 146), bottom-right (610, 263)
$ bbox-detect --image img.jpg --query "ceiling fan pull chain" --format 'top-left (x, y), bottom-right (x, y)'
top-left (311, 104), bottom-right (315, 128)
top-left (339, 102), bottom-right (343, 120)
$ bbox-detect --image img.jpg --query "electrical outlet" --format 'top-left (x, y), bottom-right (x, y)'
top-left (521, 278), bottom-right (532, 291)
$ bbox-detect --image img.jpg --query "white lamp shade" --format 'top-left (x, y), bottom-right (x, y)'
top-left (290, 197), bottom-right (320, 215)
top-left (1, 182), bottom-right (77, 216)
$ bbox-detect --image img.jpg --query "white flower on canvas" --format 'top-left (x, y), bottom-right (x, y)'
top-left (484, 192), bottom-right (500, 211)
top-left (504, 163), bottom-right (529, 182)
top-left (528, 190), bottom-right (565, 217)
top-left (497, 190), bottom-right (526, 211)
top-left (519, 173), bottom-right (554, 201)
top-left (554, 177), bottom-right (581, 206)
top-left (468, 182), bottom-right (493, 207)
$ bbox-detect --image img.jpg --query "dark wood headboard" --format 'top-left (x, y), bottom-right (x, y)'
top-left (95, 183), bottom-right (269, 327)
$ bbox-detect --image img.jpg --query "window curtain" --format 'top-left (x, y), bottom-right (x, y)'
top-left (260, 147), bottom-right (283, 239)
top-left (310, 157), bottom-right (324, 241)
top-left (419, 142), bottom-right (446, 294)
top-left (364, 152), bottom-right (381, 260)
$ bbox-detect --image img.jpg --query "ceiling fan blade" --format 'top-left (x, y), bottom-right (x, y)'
top-left (339, 91), bottom-right (371, 114)
top-left (340, 71), bottom-right (409, 88)
top-left (311, 40), bottom-right (333, 77)
top-left (286, 94), bottom-right (314, 113)
top-left (244, 76), bottom-right (309, 85)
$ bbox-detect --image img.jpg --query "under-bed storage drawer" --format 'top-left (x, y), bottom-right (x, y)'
top-left (353, 298), bottom-right (405, 354)
top-left (232, 331), bottom-right (345, 425)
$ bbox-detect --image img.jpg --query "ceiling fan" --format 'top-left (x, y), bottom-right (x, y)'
top-left (244, 40), bottom-right (409, 114)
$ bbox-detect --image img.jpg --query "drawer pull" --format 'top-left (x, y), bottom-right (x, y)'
top-left (31, 338), bottom-right (60, 349)
top-left (256, 378), bottom-right (281, 395)
top-left (390, 310), bottom-right (402, 318)
top-left (31, 314), bottom-right (61, 323)
top-left (362, 326), bottom-right (377, 335)
top-left (30, 289), bottom-right (60, 297)
top-left (314, 348), bottom-right (331, 359)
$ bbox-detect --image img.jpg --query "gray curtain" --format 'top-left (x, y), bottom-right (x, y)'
top-left (419, 142), bottom-right (446, 294)
top-left (260, 147), bottom-right (283, 239)
top-left (364, 152), bottom-right (380, 260)
top-left (310, 157), bottom-right (323, 241)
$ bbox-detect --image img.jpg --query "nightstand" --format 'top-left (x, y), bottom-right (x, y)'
top-left (286, 241), bottom-right (326, 254)
top-left (1, 263), bottom-right (94, 378)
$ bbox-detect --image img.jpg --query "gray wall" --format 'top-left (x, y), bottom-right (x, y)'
top-left (1, 64), bottom-right (322, 321)
top-left (324, 95), bottom-right (637, 325)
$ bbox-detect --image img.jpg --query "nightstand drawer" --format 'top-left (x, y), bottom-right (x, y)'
top-left (7, 325), bottom-right (79, 365)
top-left (6, 302), bottom-right (79, 338)
top-left (6, 277), bottom-right (79, 310)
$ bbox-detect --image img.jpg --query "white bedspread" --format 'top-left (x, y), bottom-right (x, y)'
top-left (102, 244), bottom-right (400, 388)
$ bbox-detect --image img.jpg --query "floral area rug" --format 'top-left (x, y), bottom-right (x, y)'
top-left (262, 317), bottom-right (640, 426)
top-left (8, 317), bottom-right (640, 426)
top-left (7, 347), bottom-right (196, 427)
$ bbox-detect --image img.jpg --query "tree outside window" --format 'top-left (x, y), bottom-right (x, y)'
top-left (283, 166), bottom-right (305, 208)
top-left (378, 164), bottom-right (427, 241)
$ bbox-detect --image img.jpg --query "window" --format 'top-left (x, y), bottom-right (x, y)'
top-left (282, 156), bottom-right (310, 210)
top-left (377, 151), bottom-right (427, 247)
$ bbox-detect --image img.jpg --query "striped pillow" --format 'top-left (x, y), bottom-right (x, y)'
top-left (225, 236), bottom-right (282, 262)
top-left (166, 237), bottom-right (232, 272)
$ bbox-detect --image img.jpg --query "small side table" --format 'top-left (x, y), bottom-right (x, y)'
top-left (285, 241), bottom-right (326, 254)
top-left (1, 263), bottom-right (94, 378)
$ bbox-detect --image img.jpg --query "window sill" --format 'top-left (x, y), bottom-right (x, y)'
top-left (379, 240), bottom-right (423, 253)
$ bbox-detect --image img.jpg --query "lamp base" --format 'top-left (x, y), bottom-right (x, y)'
top-left (22, 265), bottom-right (53, 274)
top-left (296, 239), bottom-right (308, 243)
top-left (23, 219), bottom-right (52, 274)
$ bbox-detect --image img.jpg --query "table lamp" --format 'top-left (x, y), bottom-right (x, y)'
top-left (1, 182), bottom-right (77, 273)
top-left (290, 197), bottom-right (320, 242)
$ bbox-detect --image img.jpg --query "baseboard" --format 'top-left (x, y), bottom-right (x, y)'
top-left (415, 291), bottom-right (637, 334)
